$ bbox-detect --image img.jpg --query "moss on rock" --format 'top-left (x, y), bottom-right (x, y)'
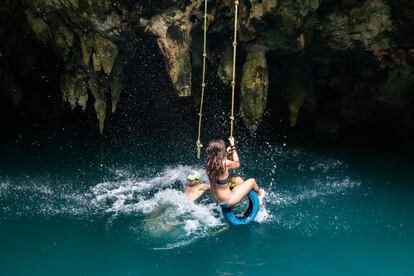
top-left (88, 74), bottom-right (107, 134)
top-left (240, 51), bottom-right (269, 134)
top-left (140, 4), bottom-right (196, 97)
top-left (80, 32), bottom-right (95, 66)
top-left (52, 23), bottom-right (75, 57)
top-left (321, 0), bottom-right (392, 51)
top-left (218, 44), bottom-right (233, 83)
top-left (61, 72), bottom-right (89, 111)
top-left (25, 11), bottom-right (50, 44)
top-left (92, 35), bottom-right (118, 75)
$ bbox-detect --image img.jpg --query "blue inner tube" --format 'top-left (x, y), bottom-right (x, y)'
top-left (221, 190), bottom-right (260, 225)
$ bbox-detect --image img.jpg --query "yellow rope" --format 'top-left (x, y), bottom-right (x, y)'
top-left (196, 0), bottom-right (208, 159)
top-left (229, 0), bottom-right (239, 139)
top-left (196, 0), bottom-right (239, 157)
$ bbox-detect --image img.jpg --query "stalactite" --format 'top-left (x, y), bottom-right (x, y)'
top-left (240, 51), bottom-right (269, 134)
top-left (88, 74), bottom-right (107, 134)
top-left (61, 72), bottom-right (89, 111)
top-left (93, 35), bottom-right (118, 76)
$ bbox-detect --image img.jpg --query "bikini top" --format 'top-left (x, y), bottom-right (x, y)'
top-left (213, 161), bottom-right (232, 185)
top-left (215, 174), bottom-right (230, 186)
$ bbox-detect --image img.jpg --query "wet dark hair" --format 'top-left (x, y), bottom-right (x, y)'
top-left (206, 139), bottom-right (226, 182)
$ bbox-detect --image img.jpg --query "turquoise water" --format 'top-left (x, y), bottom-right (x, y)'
top-left (1, 131), bottom-right (413, 275)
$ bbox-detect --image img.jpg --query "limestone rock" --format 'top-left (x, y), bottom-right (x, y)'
top-left (80, 32), bottom-right (95, 66)
top-left (376, 68), bottom-right (414, 108)
top-left (218, 44), bottom-right (233, 83)
top-left (93, 35), bottom-right (118, 75)
top-left (88, 74), bottom-right (107, 134)
top-left (408, 49), bottom-right (414, 62)
top-left (285, 65), bottom-right (309, 127)
top-left (240, 51), bottom-right (269, 134)
top-left (25, 11), bottom-right (50, 44)
top-left (0, 64), bottom-right (22, 106)
top-left (140, 3), bottom-right (198, 97)
top-left (239, 0), bottom-right (278, 41)
top-left (2, 0), bottom-right (414, 134)
top-left (287, 89), bottom-right (306, 127)
top-left (109, 63), bottom-right (122, 113)
top-left (61, 72), bottom-right (89, 111)
top-left (320, 0), bottom-right (392, 51)
top-left (52, 23), bottom-right (75, 57)
top-left (315, 117), bottom-right (340, 136)
top-left (110, 80), bottom-right (122, 113)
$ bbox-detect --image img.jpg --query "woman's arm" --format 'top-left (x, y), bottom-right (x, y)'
top-left (231, 146), bottom-right (239, 163)
top-left (226, 158), bottom-right (240, 170)
top-left (225, 153), bottom-right (240, 170)
top-left (226, 137), bottom-right (240, 170)
top-left (201, 183), bottom-right (210, 190)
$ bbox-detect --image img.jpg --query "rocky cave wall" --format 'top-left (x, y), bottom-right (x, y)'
top-left (1, 0), bottom-right (414, 135)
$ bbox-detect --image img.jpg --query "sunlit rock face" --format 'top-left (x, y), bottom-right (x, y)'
top-left (1, 0), bottom-right (414, 134)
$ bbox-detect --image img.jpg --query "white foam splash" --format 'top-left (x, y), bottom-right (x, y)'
top-left (255, 204), bottom-right (271, 223)
top-left (88, 166), bottom-right (224, 249)
top-left (90, 165), bottom-right (205, 210)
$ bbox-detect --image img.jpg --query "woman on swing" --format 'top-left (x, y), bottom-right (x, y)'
top-left (206, 137), bottom-right (265, 208)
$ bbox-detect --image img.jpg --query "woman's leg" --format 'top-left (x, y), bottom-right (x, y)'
top-left (233, 176), bottom-right (244, 185)
top-left (228, 178), bottom-right (260, 206)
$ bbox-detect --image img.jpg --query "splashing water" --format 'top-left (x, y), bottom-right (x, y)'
top-left (89, 166), bottom-right (225, 249)
top-left (0, 144), bottom-right (362, 250)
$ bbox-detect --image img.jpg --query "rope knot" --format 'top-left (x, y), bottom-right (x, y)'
top-left (230, 116), bottom-right (235, 121)
top-left (233, 42), bottom-right (237, 47)
top-left (201, 83), bottom-right (206, 88)
top-left (202, 53), bottom-right (207, 57)
top-left (231, 81), bottom-right (236, 86)
top-left (234, 0), bottom-right (239, 5)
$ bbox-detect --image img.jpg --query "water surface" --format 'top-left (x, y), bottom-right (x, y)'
top-left (1, 132), bottom-right (413, 275)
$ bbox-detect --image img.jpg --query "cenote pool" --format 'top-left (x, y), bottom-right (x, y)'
top-left (0, 130), bottom-right (413, 275)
